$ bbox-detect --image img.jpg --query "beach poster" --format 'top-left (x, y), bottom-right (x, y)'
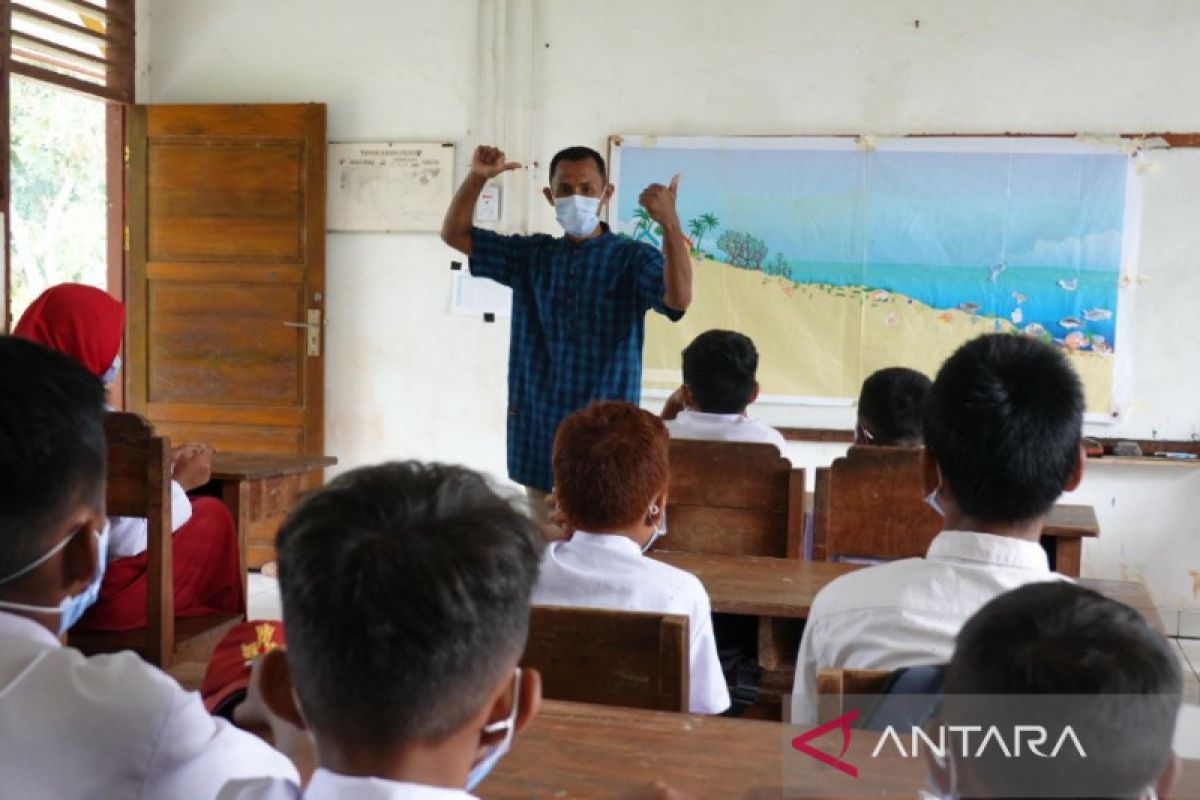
top-left (611, 136), bottom-right (1138, 413)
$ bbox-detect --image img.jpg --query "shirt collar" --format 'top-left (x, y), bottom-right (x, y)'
top-left (0, 609), bottom-right (61, 648)
top-left (926, 530), bottom-right (1051, 572)
top-left (305, 769), bottom-right (476, 799)
top-left (569, 530), bottom-right (644, 556)
top-left (677, 409), bottom-right (749, 424)
top-left (560, 222), bottom-right (613, 248)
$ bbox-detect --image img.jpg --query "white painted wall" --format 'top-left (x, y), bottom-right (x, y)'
top-left (142, 0), bottom-right (1200, 617)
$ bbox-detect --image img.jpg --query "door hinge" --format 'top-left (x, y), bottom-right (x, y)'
top-left (123, 224), bottom-right (130, 252)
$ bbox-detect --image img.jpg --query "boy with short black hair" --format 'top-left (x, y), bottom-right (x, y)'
top-left (932, 582), bottom-right (1182, 798)
top-left (662, 329), bottom-right (786, 451)
top-left (0, 336), bottom-right (299, 798)
top-left (219, 461), bottom-right (547, 798)
top-left (855, 366), bottom-right (931, 446)
top-left (791, 334), bottom-right (1084, 723)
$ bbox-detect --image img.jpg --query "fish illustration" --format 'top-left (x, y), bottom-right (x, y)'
top-left (1058, 317), bottom-right (1083, 330)
top-left (1063, 331), bottom-right (1087, 350)
top-left (1091, 335), bottom-right (1106, 344)
top-left (1011, 291), bottom-right (1027, 304)
top-left (1082, 308), bottom-right (1113, 321)
top-left (959, 302), bottom-right (981, 315)
top-left (988, 263), bottom-right (1007, 283)
top-left (1010, 308), bottom-right (1024, 325)
top-left (937, 312), bottom-right (954, 323)
top-left (869, 289), bottom-right (890, 302)
top-left (1023, 322), bottom-right (1046, 337)
top-left (1057, 279), bottom-right (1078, 291)
top-left (1092, 342), bottom-right (1113, 355)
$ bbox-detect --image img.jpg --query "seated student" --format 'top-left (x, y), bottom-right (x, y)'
top-left (534, 401), bottom-right (730, 715)
top-left (217, 461), bottom-right (545, 798)
top-left (0, 336), bottom-right (301, 797)
top-left (790, 333), bottom-right (1082, 723)
top-left (854, 366), bottom-right (931, 446)
top-left (14, 283), bottom-right (243, 631)
top-left (930, 582), bottom-right (1181, 799)
top-left (661, 329), bottom-right (786, 451)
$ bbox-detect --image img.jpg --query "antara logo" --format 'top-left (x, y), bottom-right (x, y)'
top-left (791, 712), bottom-right (1087, 778)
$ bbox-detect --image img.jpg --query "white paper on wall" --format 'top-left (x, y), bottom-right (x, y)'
top-left (328, 142), bottom-right (455, 232)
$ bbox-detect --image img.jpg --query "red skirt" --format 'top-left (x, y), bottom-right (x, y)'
top-left (77, 497), bottom-right (246, 632)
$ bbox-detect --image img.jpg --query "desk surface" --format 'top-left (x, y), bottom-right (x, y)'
top-left (650, 551), bottom-right (860, 619)
top-left (651, 551), bottom-right (1162, 631)
top-left (210, 452), bottom-right (337, 480)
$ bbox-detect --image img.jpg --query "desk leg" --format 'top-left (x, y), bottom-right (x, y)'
top-left (1055, 537), bottom-right (1083, 578)
top-left (221, 479), bottom-right (251, 607)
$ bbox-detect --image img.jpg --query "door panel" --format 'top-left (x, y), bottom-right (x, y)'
top-left (127, 104), bottom-right (326, 457)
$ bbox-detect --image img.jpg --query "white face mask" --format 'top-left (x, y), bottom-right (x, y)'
top-left (554, 195), bottom-right (602, 238)
top-left (641, 503), bottom-right (667, 553)
top-left (924, 465), bottom-right (946, 518)
top-left (0, 523), bottom-right (110, 635)
top-left (100, 354), bottom-right (122, 386)
top-left (466, 668), bottom-right (522, 790)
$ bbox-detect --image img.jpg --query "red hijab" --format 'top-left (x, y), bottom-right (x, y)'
top-left (13, 283), bottom-right (126, 378)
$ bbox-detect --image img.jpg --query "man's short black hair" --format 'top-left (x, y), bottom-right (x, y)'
top-left (857, 367), bottom-right (931, 446)
top-left (0, 337), bottom-right (106, 577)
top-left (944, 582), bottom-right (1181, 797)
top-left (923, 334), bottom-right (1083, 523)
top-left (548, 146), bottom-right (607, 184)
top-left (681, 329), bottom-right (759, 414)
top-left (276, 461), bottom-right (544, 748)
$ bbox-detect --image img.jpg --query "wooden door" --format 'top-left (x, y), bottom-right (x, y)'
top-left (125, 104), bottom-right (325, 456)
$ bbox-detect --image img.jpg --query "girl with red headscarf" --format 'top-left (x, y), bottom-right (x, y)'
top-left (14, 283), bottom-right (245, 631)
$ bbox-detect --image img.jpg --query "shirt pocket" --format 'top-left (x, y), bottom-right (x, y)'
top-left (584, 277), bottom-right (634, 347)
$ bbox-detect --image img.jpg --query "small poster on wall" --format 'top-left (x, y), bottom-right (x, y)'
top-left (327, 142), bottom-right (455, 232)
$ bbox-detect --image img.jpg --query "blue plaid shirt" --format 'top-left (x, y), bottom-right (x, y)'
top-left (470, 225), bottom-right (685, 491)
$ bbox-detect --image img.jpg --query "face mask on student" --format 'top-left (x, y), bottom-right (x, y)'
top-left (100, 354), bottom-right (122, 386)
top-left (0, 522), bottom-right (110, 635)
top-left (466, 668), bottom-right (522, 791)
top-left (641, 503), bottom-right (667, 554)
top-left (554, 195), bottom-right (602, 238)
top-left (924, 466), bottom-right (946, 518)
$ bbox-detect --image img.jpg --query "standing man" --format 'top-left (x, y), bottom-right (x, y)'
top-left (442, 145), bottom-right (692, 517)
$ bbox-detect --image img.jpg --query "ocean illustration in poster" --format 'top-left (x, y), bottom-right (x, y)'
top-left (612, 137), bottom-right (1132, 412)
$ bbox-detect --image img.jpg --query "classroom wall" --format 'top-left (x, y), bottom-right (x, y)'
top-left (141, 0), bottom-right (1200, 617)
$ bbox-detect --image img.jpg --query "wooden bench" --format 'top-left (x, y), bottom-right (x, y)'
top-left (523, 605), bottom-right (689, 713)
top-left (813, 445), bottom-right (1098, 575)
top-left (661, 440), bottom-right (805, 558)
top-left (70, 412), bottom-right (240, 667)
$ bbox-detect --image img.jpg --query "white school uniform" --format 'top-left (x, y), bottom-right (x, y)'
top-left (665, 409), bottom-right (787, 452)
top-left (790, 530), bottom-right (1069, 724)
top-left (107, 478), bottom-right (193, 559)
top-left (532, 531), bottom-right (731, 714)
top-left (219, 769), bottom-right (476, 799)
top-left (0, 610), bottom-right (297, 799)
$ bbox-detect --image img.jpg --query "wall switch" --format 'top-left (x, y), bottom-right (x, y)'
top-left (475, 185), bottom-right (501, 223)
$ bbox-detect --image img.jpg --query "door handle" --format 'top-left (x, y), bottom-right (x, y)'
top-left (283, 309), bottom-right (322, 356)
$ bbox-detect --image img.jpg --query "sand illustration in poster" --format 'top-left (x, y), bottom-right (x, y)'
top-left (611, 136), bottom-right (1134, 412)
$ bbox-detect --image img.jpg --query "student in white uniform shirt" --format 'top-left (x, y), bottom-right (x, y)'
top-left (218, 461), bottom-right (547, 799)
top-left (929, 582), bottom-right (1182, 799)
top-left (534, 401), bottom-right (731, 715)
top-left (853, 366), bottom-right (931, 447)
top-left (790, 333), bottom-right (1084, 724)
top-left (0, 336), bottom-right (303, 800)
top-left (660, 330), bottom-right (786, 452)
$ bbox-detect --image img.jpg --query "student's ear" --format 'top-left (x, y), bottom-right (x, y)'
top-left (920, 449), bottom-right (941, 495)
top-left (514, 667), bottom-right (542, 736)
top-left (61, 513), bottom-right (104, 596)
top-left (257, 648), bottom-right (307, 731)
top-left (1063, 443), bottom-right (1086, 492)
top-left (679, 385), bottom-right (694, 409)
top-left (749, 381), bottom-right (760, 406)
top-left (1155, 751), bottom-right (1180, 799)
top-left (542, 186), bottom-right (555, 206)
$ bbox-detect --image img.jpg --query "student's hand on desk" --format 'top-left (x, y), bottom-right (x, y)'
top-left (471, 145), bottom-right (523, 179)
top-left (172, 444), bottom-right (214, 491)
top-left (613, 781), bottom-right (694, 800)
top-left (639, 175), bottom-right (682, 229)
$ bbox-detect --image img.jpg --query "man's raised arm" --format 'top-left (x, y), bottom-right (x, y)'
top-left (440, 145), bottom-right (522, 256)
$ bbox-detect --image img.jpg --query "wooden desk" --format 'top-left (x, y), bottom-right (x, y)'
top-left (480, 700), bottom-right (1200, 799)
top-left (207, 453), bottom-right (337, 572)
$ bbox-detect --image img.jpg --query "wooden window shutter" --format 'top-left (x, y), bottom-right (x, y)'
top-left (6, 0), bottom-right (134, 102)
